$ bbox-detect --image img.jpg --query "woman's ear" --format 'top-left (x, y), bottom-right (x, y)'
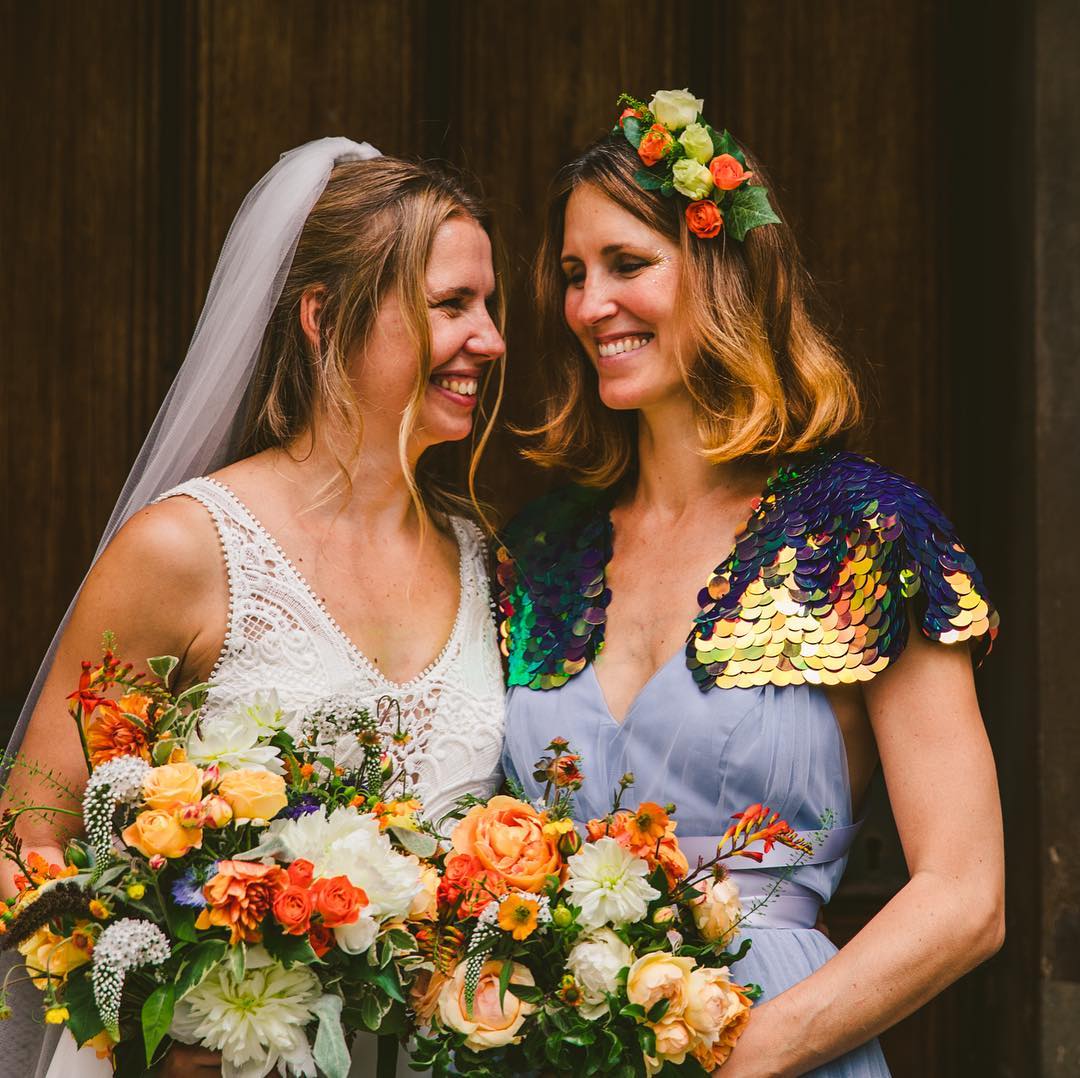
top-left (299, 285), bottom-right (327, 353)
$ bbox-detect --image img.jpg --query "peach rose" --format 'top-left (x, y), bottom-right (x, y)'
top-left (409, 862), bottom-right (439, 921)
top-left (691, 876), bottom-right (743, 947)
top-left (626, 953), bottom-right (696, 1016)
top-left (200, 794), bottom-right (233, 829)
top-left (410, 968), bottom-right (449, 1024)
top-left (638, 123), bottom-right (675, 167)
top-left (142, 762), bottom-right (204, 811)
top-left (218, 768), bottom-right (288, 822)
top-left (685, 966), bottom-right (752, 1050)
top-left (708, 153), bottom-right (753, 191)
top-left (121, 809), bottom-right (202, 859)
top-left (273, 885), bottom-right (313, 936)
top-left (451, 795), bottom-right (562, 893)
top-left (17, 926), bottom-right (92, 989)
top-left (685, 200), bottom-right (724, 239)
top-left (438, 960), bottom-right (536, 1050)
top-left (651, 1016), bottom-right (694, 1065)
top-left (195, 859), bottom-right (287, 944)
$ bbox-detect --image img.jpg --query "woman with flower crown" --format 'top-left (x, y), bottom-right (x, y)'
top-left (0, 141), bottom-right (507, 1077)
top-left (497, 89), bottom-right (1004, 1075)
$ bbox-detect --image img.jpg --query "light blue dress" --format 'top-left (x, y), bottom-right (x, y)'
top-left (495, 452), bottom-right (999, 1076)
top-left (502, 660), bottom-right (891, 1077)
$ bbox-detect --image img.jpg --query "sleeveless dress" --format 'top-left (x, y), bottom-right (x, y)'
top-left (48, 475), bottom-right (506, 1078)
top-left (496, 451), bottom-right (997, 1078)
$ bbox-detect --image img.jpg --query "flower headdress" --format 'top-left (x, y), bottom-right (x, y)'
top-left (613, 88), bottom-right (780, 240)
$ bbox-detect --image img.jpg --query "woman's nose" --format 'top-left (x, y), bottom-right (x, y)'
top-left (466, 311), bottom-right (505, 361)
top-left (576, 277), bottom-right (618, 325)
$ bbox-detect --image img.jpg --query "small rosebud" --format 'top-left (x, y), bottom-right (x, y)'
top-left (178, 803), bottom-right (207, 829)
top-left (200, 795), bottom-right (233, 829)
top-left (620, 772), bottom-right (635, 788)
top-left (557, 829), bottom-right (582, 857)
top-left (202, 763), bottom-right (221, 788)
top-left (552, 904), bottom-right (573, 929)
top-left (126, 882), bottom-right (146, 901)
top-left (148, 855), bottom-right (167, 872)
top-left (379, 754), bottom-right (394, 780)
top-left (652, 906), bottom-right (676, 925)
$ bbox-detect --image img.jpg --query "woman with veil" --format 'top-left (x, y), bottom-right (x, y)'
top-left (0, 138), bottom-right (508, 1076)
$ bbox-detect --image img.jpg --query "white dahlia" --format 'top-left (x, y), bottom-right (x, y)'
top-left (564, 837), bottom-right (661, 929)
top-left (170, 946), bottom-right (320, 1078)
top-left (270, 805), bottom-right (421, 921)
top-left (185, 708), bottom-right (285, 775)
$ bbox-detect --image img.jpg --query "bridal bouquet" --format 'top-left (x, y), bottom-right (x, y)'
top-left (0, 638), bottom-right (436, 1077)
top-left (408, 738), bottom-right (810, 1077)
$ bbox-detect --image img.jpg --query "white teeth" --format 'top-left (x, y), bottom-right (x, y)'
top-left (597, 336), bottom-right (651, 358)
top-left (433, 375), bottom-right (478, 397)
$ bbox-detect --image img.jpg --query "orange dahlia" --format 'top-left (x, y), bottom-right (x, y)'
top-left (195, 859), bottom-right (288, 944)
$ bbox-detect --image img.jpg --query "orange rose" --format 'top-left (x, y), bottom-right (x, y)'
top-left (708, 153), bottom-right (753, 191)
top-left (273, 885), bottom-right (313, 936)
top-left (685, 200), bottom-right (723, 239)
top-left (308, 922), bottom-right (334, 958)
top-left (619, 106), bottom-right (644, 129)
top-left (86, 700), bottom-right (151, 767)
top-left (451, 796), bottom-right (562, 893)
top-left (311, 875), bottom-right (367, 928)
top-left (288, 858), bottom-right (315, 888)
top-left (195, 859), bottom-right (287, 944)
top-left (638, 123), bottom-right (675, 167)
top-left (121, 809), bottom-right (202, 859)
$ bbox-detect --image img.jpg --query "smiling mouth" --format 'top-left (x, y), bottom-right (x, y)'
top-left (596, 334), bottom-right (653, 358)
top-left (430, 373), bottom-right (479, 398)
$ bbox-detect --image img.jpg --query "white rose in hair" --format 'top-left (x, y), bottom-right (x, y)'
top-left (649, 88), bottom-right (705, 131)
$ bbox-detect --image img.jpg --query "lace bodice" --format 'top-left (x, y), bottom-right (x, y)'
top-left (157, 477), bottom-right (505, 825)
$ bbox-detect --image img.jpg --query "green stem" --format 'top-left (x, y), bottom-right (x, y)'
top-left (70, 706), bottom-right (93, 777)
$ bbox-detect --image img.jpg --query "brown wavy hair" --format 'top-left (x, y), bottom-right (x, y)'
top-left (525, 135), bottom-right (861, 486)
top-left (240, 156), bottom-right (505, 525)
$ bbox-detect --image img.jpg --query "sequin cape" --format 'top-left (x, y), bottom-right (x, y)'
top-left (496, 450), bottom-right (998, 692)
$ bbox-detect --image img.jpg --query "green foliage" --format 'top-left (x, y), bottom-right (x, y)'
top-left (61, 967), bottom-right (103, 1046)
top-left (174, 940), bottom-right (228, 1000)
top-left (622, 116), bottom-right (644, 149)
top-left (141, 984), bottom-right (176, 1065)
top-left (726, 184), bottom-right (781, 241)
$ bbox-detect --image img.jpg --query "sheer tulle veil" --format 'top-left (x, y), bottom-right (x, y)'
top-left (3, 136), bottom-right (381, 774)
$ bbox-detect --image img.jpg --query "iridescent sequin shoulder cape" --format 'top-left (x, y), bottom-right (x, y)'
top-left (496, 450), bottom-right (998, 692)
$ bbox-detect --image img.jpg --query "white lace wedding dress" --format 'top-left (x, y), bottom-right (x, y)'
top-left (48, 476), bottom-right (506, 1078)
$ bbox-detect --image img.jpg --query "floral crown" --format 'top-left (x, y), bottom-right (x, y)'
top-left (613, 88), bottom-right (780, 240)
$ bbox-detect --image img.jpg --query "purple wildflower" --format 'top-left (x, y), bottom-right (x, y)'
top-left (279, 794), bottom-right (321, 820)
top-left (171, 862), bottom-right (218, 908)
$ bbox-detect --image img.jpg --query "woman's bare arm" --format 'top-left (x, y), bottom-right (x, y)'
top-left (0, 497), bottom-right (225, 895)
top-left (718, 629), bottom-right (1004, 1077)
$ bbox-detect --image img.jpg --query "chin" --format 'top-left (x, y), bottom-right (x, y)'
top-left (596, 377), bottom-right (666, 412)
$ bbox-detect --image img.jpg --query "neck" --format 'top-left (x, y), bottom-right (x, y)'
top-left (272, 415), bottom-right (421, 534)
top-left (630, 396), bottom-right (770, 517)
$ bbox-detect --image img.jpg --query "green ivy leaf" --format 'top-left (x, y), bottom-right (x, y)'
top-left (175, 940), bottom-right (228, 999)
top-left (262, 924), bottom-right (319, 968)
top-left (147, 655), bottom-right (179, 685)
top-left (633, 168), bottom-right (665, 191)
top-left (726, 185), bottom-right (781, 241)
top-left (646, 996), bottom-right (671, 1024)
top-left (622, 116), bottom-right (644, 149)
top-left (142, 984), bottom-right (176, 1065)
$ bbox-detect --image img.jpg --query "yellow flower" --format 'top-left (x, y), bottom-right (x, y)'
top-left (89, 900), bottom-right (111, 920)
top-left (121, 809), bottom-right (202, 859)
top-left (82, 1030), bottom-right (116, 1060)
top-left (542, 817), bottom-right (576, 837)
top-left (218, 769), bottom-right (288, 823)
top-left (142, 762), bottom-right (204, 811)
top-left (44, 1006), bottom-right (69, 1024)
top-left (126, 883), bottom-right (146, 901)
top-left (679, 122), bottom-right (714, 164)
top-left (18, 928), bottom-right (91, 990)
top-left (497, 894), bottom-right (540, 941)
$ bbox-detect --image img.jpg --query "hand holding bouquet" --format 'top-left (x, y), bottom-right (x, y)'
top-left (409, 738), bottom-right (810, 1077)
top-left (0, 639), bottom-right (435, 1077)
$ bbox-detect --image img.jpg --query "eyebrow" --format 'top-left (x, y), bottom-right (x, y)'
top-left (428, 285), bottom-right (496, 302)
top-left (561, 244), bottom-right (637, 263)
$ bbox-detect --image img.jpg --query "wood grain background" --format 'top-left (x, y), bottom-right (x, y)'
top-left (0, 1), bottom-right (1043, 1072)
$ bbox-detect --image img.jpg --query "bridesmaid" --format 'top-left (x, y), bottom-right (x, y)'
top-left (497, 89), bottom-right (1003, 1076)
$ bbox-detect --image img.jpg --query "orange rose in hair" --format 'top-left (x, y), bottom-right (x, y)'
top-left (685, 200), bottom-right (723, 239)
top-left (708, 153), bottom-right (753, 191)
top-left (619, 106), bottom-right (644, 129)
top-left (451, 795), bottom-right (562, 893)
top-left (638, 123), bottom-right (675, 167)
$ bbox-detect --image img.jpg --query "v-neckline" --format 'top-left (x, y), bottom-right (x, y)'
top-left (589, 458), bottom-right (790, 723)
top-left (205, 477), bottom-right (469, 691)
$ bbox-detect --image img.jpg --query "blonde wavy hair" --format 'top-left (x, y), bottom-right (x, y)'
top-left (240, 156), bottom-right (505, 526)
top-left (526, 136), bottom-right (861, 486)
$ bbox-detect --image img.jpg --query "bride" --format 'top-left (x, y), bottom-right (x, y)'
top-left (0, 138), bottom-right (507, 1076)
